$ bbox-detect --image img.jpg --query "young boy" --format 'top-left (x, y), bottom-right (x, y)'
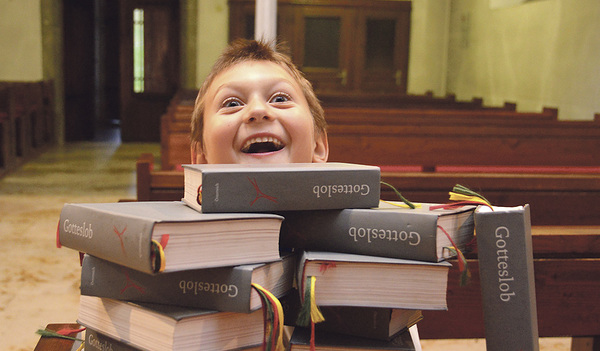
top-left (190, 39), bottom-right (329, 164)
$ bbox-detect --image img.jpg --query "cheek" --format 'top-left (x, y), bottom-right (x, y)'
top-left (206, 118), bottom-right (235, 141)
top-left (203, 119), bottom-right (236, 157)
top-left (289, 112), bottom-right (317, 142)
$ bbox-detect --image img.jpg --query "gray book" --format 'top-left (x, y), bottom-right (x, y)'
top-left (58, 201), bottom-right (283, 273)
top-left (289, 327), bottom-right (416, 351)
top-left (281, 288), bottom-right (423, 341)
top-left (77, 296), bottom-right (264, 351)
top-left (80, 253), bottom-right (295, 313)
top-left (85, 328), bottom-right (140, 351)
top-left (297, 251), bottom-right (451, 310)
top-left (84, 328), bottom-right (263, 351)
top-left (475, 205), bottom-right (539, 351)
top-left (280, 201), bottom-right (475, 262)
top-left (182, 163), bottom-right (381, 213)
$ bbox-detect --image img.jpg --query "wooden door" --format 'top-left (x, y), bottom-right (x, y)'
top-left (119, 0), bottom-right (180, 142)
top-left (292, 6), bottom-right (354, 93)
top-left (63, 0), bottom-right (95, 141)
top-left (355, 7), bottom-right (411, 94)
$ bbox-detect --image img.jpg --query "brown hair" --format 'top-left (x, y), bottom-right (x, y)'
top-left (190, 39), bottom-right (326, 148)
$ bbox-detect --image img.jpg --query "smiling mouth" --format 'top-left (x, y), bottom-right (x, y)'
top-left (241, 136), bottom-right (285, 154)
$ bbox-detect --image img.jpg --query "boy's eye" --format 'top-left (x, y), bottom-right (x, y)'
top-left (222, 97), bottom-right (243, 108)
top-left (270, 92), bottom-right (291, 104)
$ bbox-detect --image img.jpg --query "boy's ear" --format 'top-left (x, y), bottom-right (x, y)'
top-left (312, 131), bottom-right (329, 163)
top-left (191, 141), bottom-right (208, 164)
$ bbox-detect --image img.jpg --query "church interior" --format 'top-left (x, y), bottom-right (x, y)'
top-left (1, 0), bottom-right (599, 350)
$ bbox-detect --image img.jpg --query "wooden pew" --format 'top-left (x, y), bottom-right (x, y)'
top-left (319, 91), bottom-right (515, 110)
top-left (325, 111), bottom-right (600, 168)
top-left (379, 171), bottom-right (600, 225)
top-left (0, 85), bottom-right (11, 176)
top-left (159, 103), bottom-right (565, 171)
top-left (0, 81), bottom-right (54, 178)
top-left (40, 80), bottom-right (55, 145)
top-left (157, 91), bottom-right (525, 171)
top-left (324, 106), bottom-right (558, 126)
top-left (136, 153), bottom-right (184, 201)
top-left (160, 90), bottom-right (195, 170)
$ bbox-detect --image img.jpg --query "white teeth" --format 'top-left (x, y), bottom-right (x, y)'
top-left (242, 136), bottom-right (283, 151)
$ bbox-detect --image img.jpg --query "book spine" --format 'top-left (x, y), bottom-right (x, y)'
top-left (280, 209), bottom-right (439, 262)
top-left (80, 255), bottom-right (254, 313)
top-left (280, 289), bottom-right (395, 340)
top-left (475, 205), bottom-right (539, 351)
top-left (85, 328), bottom-right (141, 351)
top-left (199, 169), bottom-right (380, 212)
top-left (58, 204), bottom-right (154, 273)
top-left (289, 327), bottom-right (416, 350)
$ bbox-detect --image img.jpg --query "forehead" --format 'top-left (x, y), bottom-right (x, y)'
top-left (209, 60), bottom-right (300, 92)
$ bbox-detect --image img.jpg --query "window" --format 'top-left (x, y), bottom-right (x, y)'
top-left (133, 8), bottom-right (145, 93)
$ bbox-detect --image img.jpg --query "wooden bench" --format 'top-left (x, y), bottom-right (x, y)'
top-left (159, 100), bottom-right (592, 171)
top-left (318, 91), bottom-right (516, 110)
top-left (136, 153), bottom-right (184, 201)
top-left (158, 92), bottom-right (527, 170)
top-left (0, 85), bottom-right (11, 176)
top-left (324, 105), bottom-right (558, 126)
top-left (160, 90), bottom-right (195, 170)
top-left (325, 114), bottom-right (600, 169)
top-left (0, 81), bottom-right (54, 178)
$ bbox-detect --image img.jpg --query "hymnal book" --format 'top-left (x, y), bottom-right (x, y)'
top-left (85, 328), bottom-right (139, 351)
top-left (84, 328), bottom-right (263, 351)
top-left (182, 163), bottom-right (381, 213)
top-left (80, 253), bottom-right (295, 313)
top-left (288, 327), bottom-right (416, 351)
top-left (475, 205), bottom-right (539, 351)
top-left (58, 201), bottom-right (283, 273)
top-left (77, 296), bottom-right (264, 351)
top-left (280, 201), bottom-right (475, 262)
top-left (297, 251), bottom-right (451, 310)
top-left (281, 289), bottom-right (423, 340)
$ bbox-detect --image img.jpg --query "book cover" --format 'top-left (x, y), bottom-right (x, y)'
top-left (58, 201), bottom-right (283, 273)
top-left (475, 205), bottom-right (539, 351)
top-left (85, 328), bottom-right (140, 351)
top-left (297, 251), bottom-right (451, 310)
top-left (80, 253), bottom-right (295, 313)
top-left (85, 328), bottom-right (264, 351)
top-left (77, 296), bottom-right (265, 351)
top-left (280, 289), bottom-right (423, 340)
top-left (182, 162), bottom-right (381, 213)
top-left (280, 201), bottom-right (475, 262)
top-left (288, 327), bottom-right (416, 351)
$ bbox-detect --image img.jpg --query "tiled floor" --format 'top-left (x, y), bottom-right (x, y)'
top-left (0, 139), bottom-right (572, 351)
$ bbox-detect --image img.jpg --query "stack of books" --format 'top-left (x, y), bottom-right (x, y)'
top-left (184, 163), bottom-right (476, 350)
top-left (57, 200), bottom-right (292, 350)
top-left (57, 162), bottom-right (477, 350)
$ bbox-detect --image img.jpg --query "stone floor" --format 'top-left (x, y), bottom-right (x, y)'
top-left (0, 138), bottom-right (571, 350)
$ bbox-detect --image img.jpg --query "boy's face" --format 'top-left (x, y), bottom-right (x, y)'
top-left (193, 60), bottom-right (328, 164)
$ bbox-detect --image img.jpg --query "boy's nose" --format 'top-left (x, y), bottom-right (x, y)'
top-left (244, 98), bottom-right (272, 123)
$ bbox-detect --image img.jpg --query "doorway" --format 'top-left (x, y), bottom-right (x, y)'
top-left (62, 0), bottom-right (180, 142)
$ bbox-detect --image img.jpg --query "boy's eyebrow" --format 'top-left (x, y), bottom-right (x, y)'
top-left (214, 76), bottom-right (297, 96)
